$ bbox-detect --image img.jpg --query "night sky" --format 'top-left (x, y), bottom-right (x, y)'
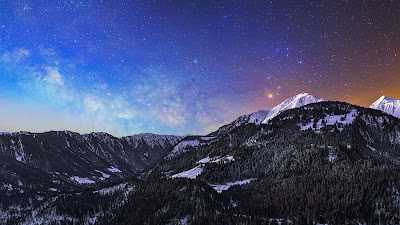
top-left (0, 1), bottom-right (399, 136)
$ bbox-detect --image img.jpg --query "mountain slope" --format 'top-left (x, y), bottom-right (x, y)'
top-left (210, 93), bottom-right (324, 137)
top-left (147, 101), bottom-right (400, 224)
top-left (17, 178), bottom-right (231, 225)
top-left (370, 95), bottom-right (400, 118)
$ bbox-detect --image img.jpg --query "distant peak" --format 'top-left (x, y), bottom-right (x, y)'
top-left (370, 95), bottom-right (400, 118)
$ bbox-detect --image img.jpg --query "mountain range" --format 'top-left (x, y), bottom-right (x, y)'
top-left (0, 132), bottom-right (182, 223)
top-left (2, 93), bottom-right (400, 224)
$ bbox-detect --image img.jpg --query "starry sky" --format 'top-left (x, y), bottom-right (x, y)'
top-left (0, 0), bottom-right (399, 136)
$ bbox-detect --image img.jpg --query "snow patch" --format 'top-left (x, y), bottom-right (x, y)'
top-left (70, 176), bottom-right (95, 184)
top-left (179, 217), bottom-right (189, 225)
top-left (197, 155), bottom-right (235, 164)
top-left (368, 145), bottom-right (377, 152)
top-left (14, 138), bottom-right (26, 163)
top-left (3, 184), bottom-right (13, 191)
top-left (171, 166), bottom-right (203, 179)
top-left (328, 151), bottom-right (336, 162)
top-left (201, 136), bottom-right (215, 141)
top-left (86, 215), bottom-right (99, 224)
top-left (65, 138), bottom-right (70, 147)
top-left (210, 179), bottom-right (255, 192)
top-left (15, 153), bottom-right (24, 162)
top-left (107, 166), bottom-right (122, 173)
top-left (95, 170), bottom-right (110, 179)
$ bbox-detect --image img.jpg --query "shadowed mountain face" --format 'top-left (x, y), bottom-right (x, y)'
top-left (0, 131), bottom-right (181, 223)
top-left (0, 131), bottom-right (181, 178)
top-left (18, 178), bottom-right (232, 225)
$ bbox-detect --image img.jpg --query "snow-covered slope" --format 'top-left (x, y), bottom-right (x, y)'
top-left (261, 92), bottom-right (325, 124)
top-left (209, 110), bottom-right (268, 136)
top-left (248, 110), bottom-right (270, 124)
top-left (370, 95), bottom-right (400, 118)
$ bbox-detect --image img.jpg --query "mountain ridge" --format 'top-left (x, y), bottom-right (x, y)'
top-left (16, 100), bottom-right (400, 224)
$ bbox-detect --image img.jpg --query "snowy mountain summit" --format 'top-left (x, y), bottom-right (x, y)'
top-left (261, 92), bottom-right (325, 124)
top-left (370, 95), bottom-right (400, 118)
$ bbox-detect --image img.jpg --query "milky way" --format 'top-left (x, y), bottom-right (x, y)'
top-left (0, 1), bottom-right (399, 136)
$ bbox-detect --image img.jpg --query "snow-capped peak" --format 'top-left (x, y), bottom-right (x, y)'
top-left (209, 93), bottom-right (326, 136)
top-left (370, 95), bottom-right (400, 118)
top-left (261, 93), bottom-right (326, 124)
